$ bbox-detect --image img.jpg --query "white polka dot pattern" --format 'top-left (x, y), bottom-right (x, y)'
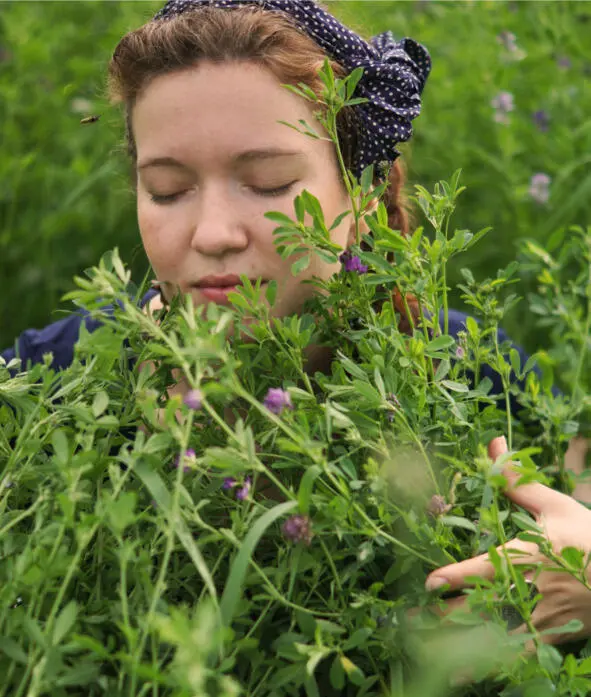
top-left (153, 0), bottom-right (431, 178)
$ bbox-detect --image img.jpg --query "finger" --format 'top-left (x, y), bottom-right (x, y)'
top-left (433, 594), bottom-right (468, 618)
top-left (488, 435), bottom-right (574, 517)
top-left (487, 435), bottom-right (508, 462)
top-left (426, 539), bottom-right (539, 592)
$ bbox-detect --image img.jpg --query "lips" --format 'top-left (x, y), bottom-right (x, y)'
top-left (196, 274), bottom-right (242, 288)
top-left (192, 275), bottom-right (267, 305)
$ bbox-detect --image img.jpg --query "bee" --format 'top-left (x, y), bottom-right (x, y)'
top-left (80, 115), bottom-right (100, 125)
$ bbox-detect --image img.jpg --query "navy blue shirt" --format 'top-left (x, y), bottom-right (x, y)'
top-left (1, 291), bottom-right (534, 414)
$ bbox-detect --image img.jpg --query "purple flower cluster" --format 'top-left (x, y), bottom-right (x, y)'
top-left (339, 250), bottom-right (368, 274)
top-left (282, 514), bottom-right (313, 545)
top-left (183, 389), bottom-right (203, 410)
top-left (529, 173), bottom-right (552, 204)
top-left (532, 109), bottom-right (550, 133)
top-left (223, 476), bottom-right (252, 501)
top-left (491, 91), bottom-right (514, 125)
top-left (496, 31), bottom-right (517, 53)
top-left (496, 30), bottom-right (526, 61)
top-left (556, 54), bottom-right (572, 70)
top-left (427, 494), bottom-right (452, 518)
top-left (385, 393), bottom-right (400, 423)
top-left (173, 448), bottom-right (196, 473)
top-left (263, 388), bottom-right (293, 415)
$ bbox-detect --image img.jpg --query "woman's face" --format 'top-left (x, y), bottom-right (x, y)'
top-left (133, 60), bottom-right (357, 316)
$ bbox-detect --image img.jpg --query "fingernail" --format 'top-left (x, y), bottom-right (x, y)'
top-left (425, 576), bottom-right (449, 591)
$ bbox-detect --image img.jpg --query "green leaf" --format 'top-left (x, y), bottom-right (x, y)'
top-left (22, 616), bottom-right (46, 648)
top-left (360, 165), bottom-right (375, 194)
top-left (345, 66), bottom-right (364, 99)
top-left (466, 316), bottom-right (479, 338)
top-left (511, 511), bottom-right (543, 534)
top-left (54, 662), bottom-right (100, 687)
top-left (441, 380), bottom-right (469, 393)
top-left (539, 619), bottom-right (583, 636)
top-left (265, 280), bottom-right (278, 307)
top-left (329, 211), bottom-right (351, 232)
top-left (91, 390), bottom-right (109, 418)
top-left (52, 429), bottom-right (69, 466)
top-left (105, 491), bottom-right (137, 536)
top-left (536, 643), bottom-right (563, 677)
top-left (435, 359), bottom-right (451, 381)
top-left (560, 546), bottom-right (585, 569)
top-left (0, 637), bottom-right (28, 664)
top-left (575, 655), bottom-right (591, 675)
top-left (439, 515), bottom-right (477, 533)
top-left (265, 211), bottom-right (296, 225)
top-left (291, 254), bottom-right (311, 276)
top-left (220, 500), bottom-right (297, 627)
top-left (298, 465), bottom-right (322, 515)
top-left (52, 600), bottom-right (78, 645)
top-left (143, 432), bottom-right (173, 455)
top-left (509, 348), bottom-right (521, 377)
top-left (330, 654), bottom-right (345, 690)
top-left (425, 335), bottom-right (455, 354)
top-left (340, 656), bottom-right (365, 685)
top-left (342, 627), bottom-right (372, 651)
top-left (134, 462), bottom-right (218, 605)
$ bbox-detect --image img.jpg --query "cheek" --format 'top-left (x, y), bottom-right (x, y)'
top-left (137, 201), bottom-right (184, 276)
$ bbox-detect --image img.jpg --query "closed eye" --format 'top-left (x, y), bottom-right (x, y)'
top-left (150, 191), bottom-right (186, 205)
top-left (251, 181), bottom-right (298, 197)
top-left (149, 181), bottom-right (298, 204)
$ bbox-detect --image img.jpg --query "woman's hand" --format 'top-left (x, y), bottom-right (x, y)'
top-left (425, 436), bottom-right (591, 645)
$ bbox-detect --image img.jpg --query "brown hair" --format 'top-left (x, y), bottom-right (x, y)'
top-left (108, 6), bottom-right (416, 326)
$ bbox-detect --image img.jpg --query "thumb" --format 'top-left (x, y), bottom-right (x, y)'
top-left (425, 551), bottom-right (494, 592)
top-left (487, 435), bottom-right (509, 463)
top-left (426, 538), bottom-right (538, 593)
top-left (488, 435), bottom-right (572, 517)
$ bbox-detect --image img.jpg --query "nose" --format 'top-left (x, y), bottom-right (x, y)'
top-left (189, 184), bottom-right (248, 257)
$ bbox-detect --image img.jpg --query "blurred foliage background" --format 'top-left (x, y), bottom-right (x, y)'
top-left (0, 0), bottom-right (590, 354)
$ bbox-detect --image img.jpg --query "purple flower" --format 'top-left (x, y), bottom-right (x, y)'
top-left (427, 494), bottom-right (452, 518)
top-left (556, 54), bottom-right (572, 70)
top-left (339, 250), bottom-right (368, 274)
top-left (491, 91), bottom-right (514, 124)
top-left (386, 393), bottom-right (401, 409)
top-left (222, 477), bottom-right (237, 490)
top-left (455, 346), bottom-right (465, 360)
top-left (532, 110), bottom-right (550, 133)
top-left (263, 388), bottom-right (293, 415)
top-left (496, 31), bottom-right (517, 53)
top-left (282, 514), bottom-right (313, 545)
top-left (173, 448), bottom-right (196, 473)
top-left (235, 477), bottom-right (252, 501)
top-left (183, 389), bottom-right (203, 411)
top-left (529, 173), bottom-right (552, 204)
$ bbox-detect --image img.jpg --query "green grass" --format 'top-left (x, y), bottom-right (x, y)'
top-left (1, 0), bottom-right (590, 353)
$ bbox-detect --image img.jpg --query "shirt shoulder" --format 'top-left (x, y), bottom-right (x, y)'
top-left (1, 288), bottom-right (158, 372)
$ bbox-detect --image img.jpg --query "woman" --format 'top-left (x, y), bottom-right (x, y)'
top-left (2, 0), bottom-right (590, 652)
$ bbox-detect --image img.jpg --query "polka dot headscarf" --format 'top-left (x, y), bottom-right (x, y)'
top-left (153, 0), bottom-right (431, 179)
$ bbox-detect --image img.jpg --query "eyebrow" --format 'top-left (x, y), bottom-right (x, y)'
top-left (138, 148), bottom-right (304, 170)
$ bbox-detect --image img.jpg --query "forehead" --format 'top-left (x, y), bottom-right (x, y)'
top-left (132, 61), bottom-right (329, 166)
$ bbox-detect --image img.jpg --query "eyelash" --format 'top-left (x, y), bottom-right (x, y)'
top-left (252, 182), bottom-right (298, 198)
top-left (149, 182), bottom-right (298, 205)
